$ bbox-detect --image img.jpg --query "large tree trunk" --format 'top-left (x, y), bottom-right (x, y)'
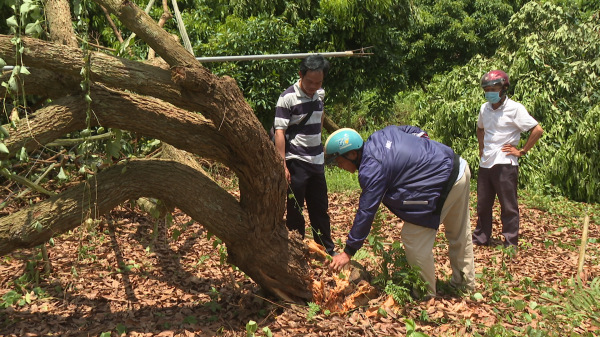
top-left (0, 0), bottom-right (314, 301)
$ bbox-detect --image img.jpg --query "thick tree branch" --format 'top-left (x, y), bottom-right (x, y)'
top-left (323, 113), bottom-right (340, 133)
top-left (0, 159), bottom-right (312, 299)
top-left (85, 1), bottom-right (288, 233)
top-left (94, 0), bottom-right (196, 68)
top-left (43, 0), bottom-right (78, 47)
top-left (0, 35), bottom-right (182, 105)
top-left (0, 160), bottom-right (246, 250)
top-left (0, 85), bottom-right (233, 165)
top-left (148, 0), bottom-right (173, 60)
top-left (0, 68), bottom-right (80, 98)
top-left (119, 0), bottom-right (156, 55)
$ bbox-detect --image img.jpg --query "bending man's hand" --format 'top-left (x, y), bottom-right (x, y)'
top-left (328, 252), bottom-right (351, 273)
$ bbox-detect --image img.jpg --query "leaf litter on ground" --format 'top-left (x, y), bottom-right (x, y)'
top-left (0, 190), bottom-right (599, 336)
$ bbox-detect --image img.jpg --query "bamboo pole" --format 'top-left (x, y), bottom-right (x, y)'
top-left (577, 214), bottom-right (590, 278)
top-left (170, 0), bottom-right (193, 55)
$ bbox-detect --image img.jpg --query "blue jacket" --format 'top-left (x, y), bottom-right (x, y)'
top-left (345, 125), bottom-right (455, 255)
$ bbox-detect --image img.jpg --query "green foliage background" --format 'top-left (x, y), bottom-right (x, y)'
top-left (179, 0), bottom-right (522, 128)
top-left (406, 1), bottom-right (600, 202)
top-left (1, 0), bottom-right (599, 202)
top-left (0, 0), bottom-right (527, 128)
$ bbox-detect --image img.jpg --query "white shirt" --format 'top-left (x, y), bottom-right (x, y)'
top-left (477, 97), bottom-right (538, 168)
top-left (456, 157), bottom-right (468, 182)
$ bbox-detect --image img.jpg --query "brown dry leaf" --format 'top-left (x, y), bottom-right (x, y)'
top-left (156, 331), bottom-right (175, 337)
top-left (382, 295), bottom-right (396, 309)
top-left (365, 306), bottom-right (380, 318)
top-left (342, 280), bottom-right (378, 311)
top-left (482, 316), bottom-right (497, 327)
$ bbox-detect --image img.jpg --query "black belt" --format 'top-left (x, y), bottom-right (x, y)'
top-left (433, 153), bottom-right (461, 215)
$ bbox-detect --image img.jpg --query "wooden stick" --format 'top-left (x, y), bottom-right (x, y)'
top-left (577, 214), bottom-right (590, 278)
top-left (13, 163), bottom-right (57, 200)
top-left (0, 168), bottom-right (56, 196)
top-left (45, 132), bottom-right (113, 147)
top-left (100, 5), bottom-right (124, 43)
top-left (41, 244), bottom-right (52, 273)
top-left (76, 36), bottom-right (116, 52)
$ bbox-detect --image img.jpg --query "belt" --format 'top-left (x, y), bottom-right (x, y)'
top-left (433, 153), bottom-right (461, 216)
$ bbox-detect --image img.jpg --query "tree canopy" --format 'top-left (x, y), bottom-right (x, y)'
top-left (184, 0), bottom-right (527, 126)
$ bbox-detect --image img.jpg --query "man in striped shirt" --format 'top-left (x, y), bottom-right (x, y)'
top-left (273, 55), bottom-right (335, 255)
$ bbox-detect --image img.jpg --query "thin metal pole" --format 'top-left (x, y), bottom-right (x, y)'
top-left (2, 50), bottom-right (370, 71)
top-left (196, 51), bottom-right (357, 62)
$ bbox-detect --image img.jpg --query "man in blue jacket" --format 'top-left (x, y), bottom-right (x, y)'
top-left (325, 126), bottom-right (475, 296)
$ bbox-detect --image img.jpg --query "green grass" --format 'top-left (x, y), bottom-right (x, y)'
top-left (325, 166), bottom-right (361, 193)
top-left (519, 188), bottom-right (600, 224)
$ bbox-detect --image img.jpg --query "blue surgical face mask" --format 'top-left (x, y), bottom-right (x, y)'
top-left (484, 91), bottom-right (501, 104)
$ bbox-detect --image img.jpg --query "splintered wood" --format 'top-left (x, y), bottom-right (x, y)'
top-left (306, 239), bottom-right (379, 313)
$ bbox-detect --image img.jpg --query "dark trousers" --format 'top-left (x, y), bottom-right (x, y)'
top-left (286, 159), bottom-right (335, 255)
top-left (473, 164), bottom-right (520, 247)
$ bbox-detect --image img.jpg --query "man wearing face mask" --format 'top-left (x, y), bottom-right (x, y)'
top-left (473, 70), bottom-right (544, 249)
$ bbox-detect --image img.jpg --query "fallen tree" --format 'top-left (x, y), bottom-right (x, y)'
top-left (0, 0), bottom-right (314, 302)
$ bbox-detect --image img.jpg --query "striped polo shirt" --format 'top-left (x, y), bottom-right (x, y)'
top-left (274, 80), bottom-right (325, 165)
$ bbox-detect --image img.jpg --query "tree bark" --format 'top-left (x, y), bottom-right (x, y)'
top-left (0, 68), bottom-right (79, 98)
top-left (43, 0), bottom-right (78, 47)
top-left (148, 0), bottom-right (173, 60)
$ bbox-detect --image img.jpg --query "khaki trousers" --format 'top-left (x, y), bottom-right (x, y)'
top-left (401, 166), bottom-right (475, 296)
